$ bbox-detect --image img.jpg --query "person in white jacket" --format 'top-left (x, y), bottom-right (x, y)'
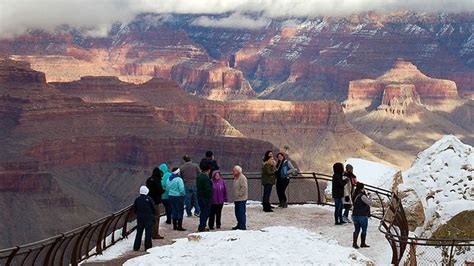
top-left (342, 164), bottom-right (357, 223)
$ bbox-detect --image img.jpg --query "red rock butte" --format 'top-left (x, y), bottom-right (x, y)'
top-left (347, 59), bottom-right (459, 102)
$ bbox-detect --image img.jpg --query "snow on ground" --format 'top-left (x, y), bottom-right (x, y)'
top-left (325, 158), bottom-right (399, 196)
top-left (124, 226), bottom-right (373, 266)
top-left (83, 204), bottom-right (391, 265)
top-left (399, 135), bottom-right (474, 236)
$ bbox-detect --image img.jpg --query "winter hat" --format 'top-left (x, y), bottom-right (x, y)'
top-left (211, 170), bottom-right (221, 179)
top-left (172, 168), bottom-right (180, 175)
top-left (346, 164), bottom-right (353, 170)
top-left (140, 185), bottom-right (149, 195)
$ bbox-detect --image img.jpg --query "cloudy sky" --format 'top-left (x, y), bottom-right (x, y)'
top-left (0, 0), bottom-right (472, 37)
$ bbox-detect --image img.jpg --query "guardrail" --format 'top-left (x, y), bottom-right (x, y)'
top-left (0, 205), bottom-right (137, 266)
top-left (379, 193), bottom-right (474, 265)
top-left (2, 171), bottom-right (469, 266)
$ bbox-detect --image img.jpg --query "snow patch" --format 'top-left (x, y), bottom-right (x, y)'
top-left (123, 226), bottom-right (373, 265)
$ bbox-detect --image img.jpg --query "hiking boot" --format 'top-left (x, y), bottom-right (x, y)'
top-left (282, 201), bottom-right (288, 208)
top-left (360, 233), bottom-right (370, 248)
top-left (353, 232), bottom-right (359, 249)
top-left (177, 219), bottom-right (186, 231)
top-left (172, 219), bottom-right (178, 230)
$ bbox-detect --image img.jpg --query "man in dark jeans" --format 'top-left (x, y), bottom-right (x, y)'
top-left (232, 165), bottom-right (248, 230)
top-left (180, 155), bottom-right (201, 217)
top-left (261, 151), bottom-right (276, 212)
top-left (133, 186), bottom-right (155, 251)
top-left (332, 162), bottom-right (348, 225)
top-left (196, 164), bottom-right (213, 232)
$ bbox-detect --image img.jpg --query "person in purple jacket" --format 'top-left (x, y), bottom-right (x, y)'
top-left (209, 170), bottom-right (228, 230)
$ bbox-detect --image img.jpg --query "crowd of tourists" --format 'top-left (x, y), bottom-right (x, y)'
top-left (132, 150), bottom-right (373, 252)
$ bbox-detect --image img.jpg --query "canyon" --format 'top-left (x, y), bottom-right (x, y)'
top-left (1, 12), bottom-right (473, 102)
top-left (0, 11), bottom-right (473, 249)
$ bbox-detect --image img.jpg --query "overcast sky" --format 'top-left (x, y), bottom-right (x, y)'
top-left (0, 0), bottom-right (473, 37)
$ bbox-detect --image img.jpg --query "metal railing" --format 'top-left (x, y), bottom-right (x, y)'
top-left (2, 171), bottom-right (470, 266)
top-left (379, 193), bottom-right (474, 265)
top-left (0, 205), bottom-right (137, 266)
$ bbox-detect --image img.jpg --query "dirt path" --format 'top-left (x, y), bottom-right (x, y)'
top-left (83, 204), bottom-right (390, 265)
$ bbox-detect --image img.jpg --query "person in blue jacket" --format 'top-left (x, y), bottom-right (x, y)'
top-left (167, 167), bottom-right (186, 231)
top-left (133, 186), bottom-right (155, 251)
top-left (159, 163), bottom-right (172, 224)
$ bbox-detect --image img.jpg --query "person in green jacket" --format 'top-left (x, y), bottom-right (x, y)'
top-left (159, 163), bottom-right (172, 224)
top-left (167, 167), bottom-right (186, 231)
top-left (196, 164), bottom-right (213, 232)
top-left (261, 150), bottom-right (276, 212)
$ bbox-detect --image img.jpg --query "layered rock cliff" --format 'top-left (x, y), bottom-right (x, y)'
top-left (1, 12), bottom-right (473, 101)
top-left (0, 59), bottom-right (273, 248)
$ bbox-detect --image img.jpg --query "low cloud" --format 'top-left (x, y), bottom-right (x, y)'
top-left (1, 0), bottom-right (473, 38)
top-left (192, 13), bottom-right (270, 30)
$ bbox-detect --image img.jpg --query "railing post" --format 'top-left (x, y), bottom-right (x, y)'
top-left (70, 224), bottom-right (91, 265)
top-left (448, 240), bottom-right (455, 265)
top-left (96, 215), bottom-right (114, 254)
top-left (6, 246), bottom-right (20, 266)
top-left (44, 234), bottom-right (64, 265)
top-left (312, 172), bottom-right (322, 204)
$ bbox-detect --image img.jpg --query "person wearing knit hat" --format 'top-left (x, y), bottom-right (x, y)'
top-left (167, 167), bottom-right (187, 231)
top-left (133, 186), bottom-right (155, 251)
top-left (209, 170), bottom-right (228, 230)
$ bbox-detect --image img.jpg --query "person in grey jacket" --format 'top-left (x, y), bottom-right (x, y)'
top-left (232, 165), bottom-right (248, 230)
top-left (180, 155), bottom-right (201, 217)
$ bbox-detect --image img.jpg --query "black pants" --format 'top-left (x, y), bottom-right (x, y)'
top-left (262, 184), bottom-right (273, 210)
top-left (276, 178), bottom-right (289, 203)
top-left (209, 203), bottom-right (224, 228)
top-left (343, 204), bottom-right (351, 217)
top-left (198, 198), bottom-right (211, 231)
top-left (133, 218), bottom-right (153, 251)
top-left (162, 199), bottom-right (172, 223)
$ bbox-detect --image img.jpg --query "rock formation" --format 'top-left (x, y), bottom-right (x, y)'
top-left (0, 58), bottom-right (273, 248)
top-left (346, 59), bottom-right (458, 113)
top-left (1, 12), bottom-right (474, 101)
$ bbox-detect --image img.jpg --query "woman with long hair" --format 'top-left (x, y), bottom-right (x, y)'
top-left (261, 151), bottom-right (276, 212)
top-left (275, 152), bottom-right (297, 208)
top-left (352, 182), bottom-right (373, 249)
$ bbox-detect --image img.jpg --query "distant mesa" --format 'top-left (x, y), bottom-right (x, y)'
top-left (346, 59), bottom-right (459, 114)
top-left (0, 57), bottom-right (46, 84)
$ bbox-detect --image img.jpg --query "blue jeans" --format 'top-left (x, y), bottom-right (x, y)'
top-left (352, 215), bottom-right (368, 234)
top-left (198, 198), bottom-right (211, 231)
top-left (334, 197), bottom-right (343, 223)
top-left (262, 184), bottom-right (273, 209)
top-left (169, 196), bottom-right (185, 220)
top-left (234, 201), bottom-right (247, 229)
top-left (185, 186), bottom-right (200, 215)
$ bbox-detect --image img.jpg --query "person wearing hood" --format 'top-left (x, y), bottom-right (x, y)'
top-left (146, 167), bottom-right (165, 239)
top-left (332, 162), bottom-right (348, 225)
top-left (167, 167), bottom-right (186, 231)
top-left (159, 163), bottom-right (172, 224)
top-left (196, 164), bottom-right (213, 232)
top-left (133, 186), bottom-right (155, 251)
top-left (209, 170), bottom-right (228, 230)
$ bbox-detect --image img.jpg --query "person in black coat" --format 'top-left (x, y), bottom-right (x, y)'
top-left (199, 151), bottom-right (219, 172)
top-left (352, 182), bottom-right (373, 249)
top-left (146, 167), bottom-right (165, 239)
top-left (133, 186), bottom-right (156, 251)
top-left (332, 162), bottom-right (348, 225)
